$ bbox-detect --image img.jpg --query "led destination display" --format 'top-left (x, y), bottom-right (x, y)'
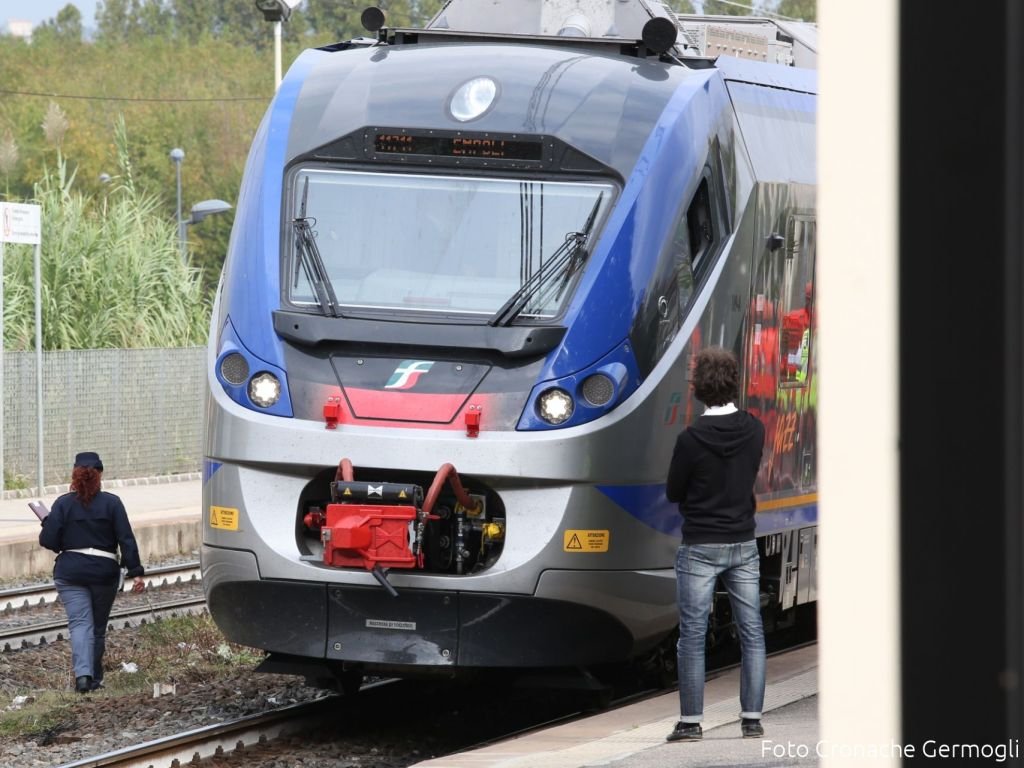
top-left (373, 132), bottom-right (544, 161)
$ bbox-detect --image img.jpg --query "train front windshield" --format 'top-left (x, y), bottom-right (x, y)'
top-left (287, 169), bottom-right (614, 318)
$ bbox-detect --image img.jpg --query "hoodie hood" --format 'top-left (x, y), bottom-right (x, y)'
top-left (688, 411), bottom-right (763, 458)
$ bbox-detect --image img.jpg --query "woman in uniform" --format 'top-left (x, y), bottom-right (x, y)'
top-left (39, 452), bottom-right (146, 693)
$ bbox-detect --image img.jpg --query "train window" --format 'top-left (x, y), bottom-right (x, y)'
top-left (630, 157), bottom-right (732, 377)
top-left (778, 216), bottom-right (816, 387)
top-left (687, 176), bottom-right (715, 275)
top-left (286, 169), bottom-right (614, 319)
top-left (629, 182), bottom-right (710, 377)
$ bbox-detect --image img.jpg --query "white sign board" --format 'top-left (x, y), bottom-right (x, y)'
top-left (0, 203), bottom-right (42, 245)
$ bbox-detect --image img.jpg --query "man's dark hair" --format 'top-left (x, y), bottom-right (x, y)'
top-left (692, 347), bottom-right (739, 406)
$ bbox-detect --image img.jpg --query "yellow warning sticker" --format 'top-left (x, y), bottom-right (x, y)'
top-left (563, 529), bottom-right (610, 553)
top-left (209, 506), bottom-right (240, 531)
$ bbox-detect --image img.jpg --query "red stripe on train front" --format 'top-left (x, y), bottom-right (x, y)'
top-left (343, 387), bottom-right (471, 423)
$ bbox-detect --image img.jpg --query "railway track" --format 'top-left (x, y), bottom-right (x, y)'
top-left (47, 641), bottom-right (818, 768)
top-left (0, 562), bottom-right (205, 652)
top-left (0, 561), bottom-right (202, 612)
top-left (52, 693), bottom-right (345, 768)
top-left (48, 670), bottom-right (630, 768)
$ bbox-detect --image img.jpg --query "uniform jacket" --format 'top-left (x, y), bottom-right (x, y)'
top-left (39, 491), bottom-right (145, 584)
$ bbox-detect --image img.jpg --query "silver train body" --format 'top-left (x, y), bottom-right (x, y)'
top-left (202, 1), bottom-right (819, 681)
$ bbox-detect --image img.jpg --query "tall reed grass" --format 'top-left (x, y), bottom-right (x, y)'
top-left (2, 118), bottom-right (209, 350)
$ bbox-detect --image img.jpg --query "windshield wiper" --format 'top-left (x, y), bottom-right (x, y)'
top-left (488, 192), bottom-right (604, 328)
top-left (292, 177), bottom-right (342, 318)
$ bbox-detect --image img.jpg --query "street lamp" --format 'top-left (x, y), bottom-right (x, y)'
top-left (181, 199), bottom-right (233, 262)
top-left (169, 147), bottom-right (185, 261)
top-left (253, 0), bottom-right (303, 90)
top-left (187, 199), bottom-right (233, 226)
top-left (99, 172), bottom-right (112, 214)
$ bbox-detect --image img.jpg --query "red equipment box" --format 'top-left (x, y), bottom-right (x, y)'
top-left (321, 503), bottom-right (418, 570)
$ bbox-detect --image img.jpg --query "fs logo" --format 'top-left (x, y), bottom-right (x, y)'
top-left (663, 391), bottom-right (683, 426)
top-left (385, 360), bottom-right (435, 390)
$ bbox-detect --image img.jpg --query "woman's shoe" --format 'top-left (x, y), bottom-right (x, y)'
top-left (75, 675), bottom-right (94, 693)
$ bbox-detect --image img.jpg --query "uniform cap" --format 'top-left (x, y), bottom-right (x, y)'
top-left (74, 451), bottom-right (104, 471)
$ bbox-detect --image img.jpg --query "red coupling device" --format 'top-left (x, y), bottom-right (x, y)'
top-left (465, 405), bottom-right (481, 438)
top-left (320, 478), bottom-right (426, 571)
top-left (321, 503), bottom-right (418, 570)
top-left (324, 396), bottom-right (342, 429)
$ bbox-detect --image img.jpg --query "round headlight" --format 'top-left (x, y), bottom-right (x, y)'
top-left (581, 373), bottom-right (615, 406)
top-left (219, 352), bottom-right (249, 386)
top-left (248, 372), bottom-right (281, 408)
top-left (449, 77), bottom-right (498, 122)
top-left (537, 388), bottom-right (574, 425)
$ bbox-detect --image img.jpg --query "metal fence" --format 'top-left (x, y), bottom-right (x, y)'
top-left (2, 347), bottom-right (206, 489)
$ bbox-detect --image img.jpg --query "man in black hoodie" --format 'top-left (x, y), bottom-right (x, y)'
top-left (664, 347), bottom-right (766, 743)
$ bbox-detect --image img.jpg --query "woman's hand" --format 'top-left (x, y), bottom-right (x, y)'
top-left (131, 576), bottom-right (145, 593)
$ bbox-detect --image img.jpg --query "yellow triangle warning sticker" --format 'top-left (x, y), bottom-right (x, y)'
top-left (398, 490), bottom-right (407, 499)
top-left (209, 506), bottom-right (239, 531)
top-left (343, 487), bottom-right (352, 497)
top-left (563, 529), bottom-right (609, 552)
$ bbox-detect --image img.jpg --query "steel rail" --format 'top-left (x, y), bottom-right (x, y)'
top-left (52, 679), bottom-right (399, 768)
top-left (1, 595), bottom-right (207, 652)
top-left (52, 694), bottom-right (340, 768)
top-left (0, 562), bottom-right (202, 612)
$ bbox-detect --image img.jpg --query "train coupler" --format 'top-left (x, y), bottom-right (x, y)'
top-left (320, 481), bottom-right (426, 571)
top-left (304, 459), bottom-right (489, 585)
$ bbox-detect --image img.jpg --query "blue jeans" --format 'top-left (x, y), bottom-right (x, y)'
top-left (675, 541), bottom-right (765, 722)
top-left (55, 580), bottom-right (118, 681)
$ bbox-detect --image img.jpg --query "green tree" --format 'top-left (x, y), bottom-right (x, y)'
top-left (0, 131), bottom-right (18, 198)
top-left (666, 0), bottom-right (696, 13)
top-left (704, 0), bottom-right (753, 14)
top-left (168, 0), bottom-right (217, 43)
top-left (136, 0), bottom-right (175, 38)
top-left (33, 4), bottom-right (84, 44)
top-left (305, 0), bottom-right (443, 40)
top-left (773, 0), bottom-right (816, 22)
top-left (703, 0), bottom-right (753, 15)
top-left (95, 0), bottom-right (142, 42)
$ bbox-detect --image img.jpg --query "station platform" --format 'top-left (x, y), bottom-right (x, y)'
top-left (412, 643), bottom-right (819, 768)
top-left (0, 475), bottom-right (202, 580)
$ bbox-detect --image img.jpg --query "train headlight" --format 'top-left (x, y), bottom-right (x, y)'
top-left (248, 372), bottom-right (282, 408)
top-left (581, 373), bottom-right (615, 406)
top-left (449, 77), bottom-right (498, 122)
top-left (537, 388), bottom-right (574, 425)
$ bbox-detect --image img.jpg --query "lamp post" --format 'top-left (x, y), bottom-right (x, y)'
top-left (169, 148), bottom-right (185, 262)
top-left (98, 172), bottom-right (111, 214)
top-left (187, 199), bottom-right (233, 228)
top-left (254, 0), bottom-right (303, 91)
top-left (182, 199), bottom-right (233, 263)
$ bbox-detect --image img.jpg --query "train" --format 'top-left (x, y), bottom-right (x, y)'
top-left (201, 0), bottom-right (818, 691)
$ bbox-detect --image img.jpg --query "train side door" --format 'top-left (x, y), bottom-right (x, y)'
top-left (747, 211), bottom-right (816, 494)
top-left (748, 207), bottom-right (818, 613)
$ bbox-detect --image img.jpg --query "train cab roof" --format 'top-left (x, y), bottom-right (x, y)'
top-left (276, 2), bottom-right (816, 184)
